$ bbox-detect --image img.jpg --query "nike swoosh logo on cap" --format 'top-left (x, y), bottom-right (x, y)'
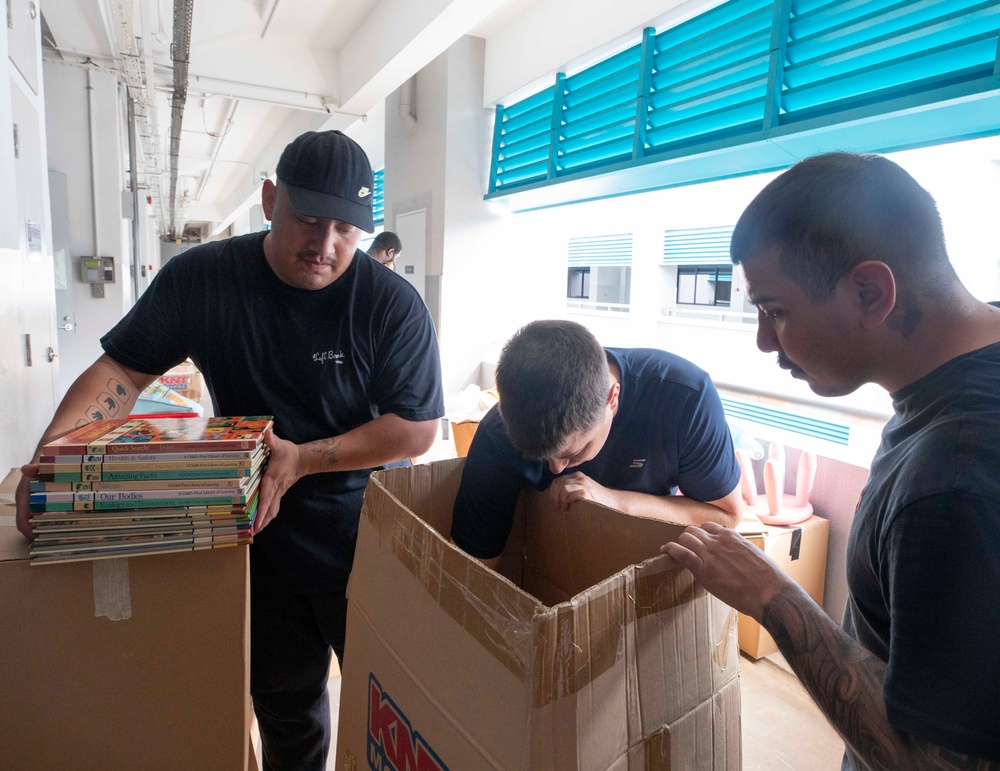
top-left (358, 187), bottom-right (371, 198)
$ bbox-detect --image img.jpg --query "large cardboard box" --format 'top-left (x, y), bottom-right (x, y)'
top-left (336, 459), bottom-right (741, 770)
top-left (736, 516), bottom-right (829, 659)
top-left (0, 510), bottom-right (251, 769)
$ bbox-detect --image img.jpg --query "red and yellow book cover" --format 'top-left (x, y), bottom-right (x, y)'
top-left (43, 416), bottom-right (274, 456)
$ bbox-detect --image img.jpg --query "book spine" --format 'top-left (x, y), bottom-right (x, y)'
top-left (38, 450), bottom-right (258, 463)
top-left (32, 488), bottom-right (252, 503)
top-left (97, 439), bottom-right (260, 455)
top-left (30, 505), bottom-right (253, 521)
top-left (30, 481), bottom-right (94, 492)
top-left (39, 458), bottom-right (258, 472)
top-left (38, 454), bottom-right (105, 464)
top-left (93, 477), bottom-right (250, 491)
top-left (37, 467), bottom-right (256, 482)
top-left (32, 495), bottom-right (252, 511)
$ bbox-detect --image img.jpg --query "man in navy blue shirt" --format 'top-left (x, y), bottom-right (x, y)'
top-left (451, 320), bottom-right (743, 569)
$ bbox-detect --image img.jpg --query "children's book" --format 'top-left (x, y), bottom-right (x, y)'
top-left (42, 416), bottom-right (273, 456)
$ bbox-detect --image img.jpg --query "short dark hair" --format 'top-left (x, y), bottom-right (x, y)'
top-left (731, 152), bottom-right (956, 299)
top-left (495, 320), bottom-right (610, 460)
top-left (370, 231), bottom-right (402, 255)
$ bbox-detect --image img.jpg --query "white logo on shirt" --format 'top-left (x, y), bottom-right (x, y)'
top-left (313, 350), bottom-right (345, 365)
top-left (630, 459), bottom-right (646, 469)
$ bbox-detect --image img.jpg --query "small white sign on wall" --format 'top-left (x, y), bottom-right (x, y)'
top-left (26, 219), bottom-right (42, 262)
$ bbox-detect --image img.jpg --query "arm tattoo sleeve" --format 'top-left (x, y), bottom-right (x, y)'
top-left (761, 585), bottom-right (999, 771)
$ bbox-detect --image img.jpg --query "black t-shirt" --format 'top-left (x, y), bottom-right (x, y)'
top-left (102, 232), bottom-right (444, 589)
top-left (843, 342), bottom-right (1000, 763)
top-left (451, 348), bottom-right (741, 559)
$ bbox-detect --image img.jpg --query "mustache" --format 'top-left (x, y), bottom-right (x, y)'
top-left (777, 354), bottom-right (797, 371)
top-left (299, 252), bottom-right (335, 265)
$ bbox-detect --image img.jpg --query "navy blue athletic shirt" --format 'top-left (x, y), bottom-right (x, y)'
top-left (451, 348), bottom-right (740, 559)
top-left (102, 231), bottom-right (444, 589)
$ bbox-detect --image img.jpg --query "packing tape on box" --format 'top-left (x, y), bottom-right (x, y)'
top-left (93, 557), bottom-right (133, 620)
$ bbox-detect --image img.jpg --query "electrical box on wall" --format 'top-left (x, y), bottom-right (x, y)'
top-left (80, 256), bottom-right (115, 284)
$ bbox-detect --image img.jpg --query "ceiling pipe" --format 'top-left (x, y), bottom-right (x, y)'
top-left (399, 75), bottom-right (417, 133)
top-left (260, 0), bottom-right (281, 38)
top-left (86, 68), bottom-right (102, 260)
top-left (167, 0), bottom-right (194, 241)
top-left (194, 97), bottom-right (238, 202)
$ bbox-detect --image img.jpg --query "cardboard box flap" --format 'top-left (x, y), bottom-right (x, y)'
top-left (357, 470), bottom-right (544, 681)
top-left (522, 488), bottom-right (687, 603)
top-left (375, 457), bottom-right (465, 538)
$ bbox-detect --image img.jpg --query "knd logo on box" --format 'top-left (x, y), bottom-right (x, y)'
top-left (367, 674), bottom-right (448, 771)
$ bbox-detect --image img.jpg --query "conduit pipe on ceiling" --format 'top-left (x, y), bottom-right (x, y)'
top-left (194, 98), bottom-right (238, 202)
top-left (86, 68), bottom-right (102, 260)
top-left (399, 76), bottom-right (417, 133)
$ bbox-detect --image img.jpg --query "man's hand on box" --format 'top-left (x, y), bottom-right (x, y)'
top-left (548, 471), bottom-right (619, 511)
top-left (660, 522), bottom-right (793, 622)
top-left (254, 428), bottom-right (306, 535)
top-left (15, 463), bottom-right (40, 540)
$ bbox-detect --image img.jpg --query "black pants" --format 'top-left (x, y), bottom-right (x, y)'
top-left (250, 556), bottom-right (349, 771)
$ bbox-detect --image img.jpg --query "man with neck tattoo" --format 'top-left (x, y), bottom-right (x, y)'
top-left (663, 153), bottom-right (1000, 769)
top-left (15, 130), bottom-right (444, 770)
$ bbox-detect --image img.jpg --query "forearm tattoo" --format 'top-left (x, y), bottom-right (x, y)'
top-left (762, 586), bottom-right (998, 770)
top-left (79, 378), bottom-right (134, 425)
top-left (307, 437), bottom-right (341, 470)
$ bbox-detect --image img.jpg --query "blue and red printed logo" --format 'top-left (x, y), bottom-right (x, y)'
top-left (367, 674), bottom-right (449, 771)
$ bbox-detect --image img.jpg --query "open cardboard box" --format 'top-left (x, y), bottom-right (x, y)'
top-left (336, 458), bottom-right (741, 770)
top-left (0, 470), bottom-right (252, 769)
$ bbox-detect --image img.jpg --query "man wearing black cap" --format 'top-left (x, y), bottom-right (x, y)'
top-left (15, 130), bottom-right (445, 769)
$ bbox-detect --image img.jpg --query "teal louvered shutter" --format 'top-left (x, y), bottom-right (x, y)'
top-left (487, 0), bottom-right (1000, 201)
top-left (781, 0), bottom-right (1000, 124)
top-left (722, 398), bottom-right (851, 444)
top-left (662, 226), bottom-right (736, 265)
top-left (372, 168), bottom-right (384, 226)
top-left (568, 233), bottom-right (634, 265)
top-left (646, 0), bottom-right (773, 154)
top-left (559, 44), bottom-right (645, 174)
top-left (490, 86), bottom-right (557, 192)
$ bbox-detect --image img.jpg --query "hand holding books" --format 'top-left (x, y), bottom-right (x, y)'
top-left (252, 427), bottom-right (309, 535)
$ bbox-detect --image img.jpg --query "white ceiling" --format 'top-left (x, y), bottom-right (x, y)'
top-left (40, 1), bottom-right (1000, 241)
top-left (40, 0), bottom-right (707, 239)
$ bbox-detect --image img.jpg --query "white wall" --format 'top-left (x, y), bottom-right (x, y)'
top-left (44, 63), bottom-right (129, 396)
top-left (0, 6), bottom-right (60, 474)
top-left (383, 36), bottom-right (564, 394)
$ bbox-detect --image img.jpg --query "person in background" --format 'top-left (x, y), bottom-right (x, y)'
top-left (15, 130), bottom-right (445, 770)
top-left (368, 230), bottom-right (402, 270)
top-left (451, 319), bottom-right (744, 570)
top-left (663, 152), bottom-right (1000, 769)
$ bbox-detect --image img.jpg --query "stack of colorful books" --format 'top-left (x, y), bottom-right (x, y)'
top-left (28, 415), bottom-right (272, 564)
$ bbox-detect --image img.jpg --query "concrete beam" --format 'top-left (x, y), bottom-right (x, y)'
top-left (336, 0), bottom-right (507, 115)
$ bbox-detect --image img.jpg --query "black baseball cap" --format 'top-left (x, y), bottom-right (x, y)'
top-left (276, 130), bottom-right (375, 232)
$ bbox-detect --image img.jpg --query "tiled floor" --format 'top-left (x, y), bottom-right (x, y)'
top-left (740, 652), bottom-right (845, 769)
top-left (251, 652), bottom-right (844, 770)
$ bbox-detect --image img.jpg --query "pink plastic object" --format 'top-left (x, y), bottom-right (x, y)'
top-left (735, 448), bottom-right (758, 506)
top-left (741, 441), bottom-right (815, 526)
